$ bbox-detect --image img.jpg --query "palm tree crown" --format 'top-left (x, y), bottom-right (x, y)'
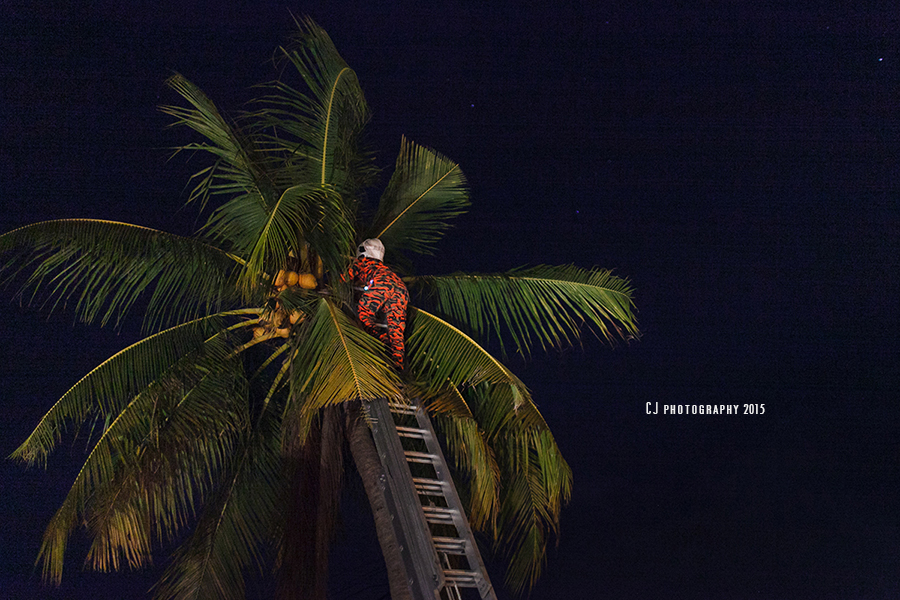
top-left (1, 17), bottom-right (638, 600)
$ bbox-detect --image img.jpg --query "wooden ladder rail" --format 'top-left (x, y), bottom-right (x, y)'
top-left (365, 398), bottom-right (498, 600)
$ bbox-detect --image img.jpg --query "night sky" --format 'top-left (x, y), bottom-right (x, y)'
top-left (1, 2), bottom-right (898, 599)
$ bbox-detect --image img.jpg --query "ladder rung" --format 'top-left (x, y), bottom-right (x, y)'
top-left (386, 402), bottom-right (417, 415)
top-left (412, 478), bottom-right (445, 495)
top-left (443, 569), bottom-right (481, 586)
top-left (422, 506), bottom-right (457, 523)
top-left (404, 450), bottom-right (438, 463)
top-left (395, 426), bottom-right (428, 439)
top-left (432, 536), bottom-right (468, 554)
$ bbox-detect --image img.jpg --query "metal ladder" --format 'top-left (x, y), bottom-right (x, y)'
top-left (366, 397), bottom-right (498, 600)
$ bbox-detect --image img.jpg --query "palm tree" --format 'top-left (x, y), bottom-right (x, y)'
top-left (2, 18), bottom-right (638, 600)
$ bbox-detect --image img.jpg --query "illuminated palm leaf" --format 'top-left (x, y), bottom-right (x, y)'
top-left (256, 16), bottom-right (373, 196)
top-left (421, 380), bottom-right (571, 591)
top-left (153, 409), bottom-right (281, 600)
top-left (10, 312), bottom-right (251, 466)
top-left (229, 183), bottom-right (355, 296)
top-left (407, 264), bottom-right (638, 356)
top-left (0, 220), bottom-right (245, 331)
top-left (463, 385), bottom-right (571, 594)
top-left (83, 357), bottom-right (251, 574)
top-left (248, 18), bottom-right (373, 274)
top-left (405, 307), bottom-right (532, 412)
top-left (287, 298), bottom-right (402, 421)
top-left (34, 336), bottom-right (248, 583)
top-left (496, 426), bottom-right (572, 594)
top-left (370, 136), bottom-right (470, 257)
top-left (425, 383), bottom-right (501, 533)
top-left (161, 74), bottom-right (275, 213)
top-left (165, 20), bottom-right (367, 282)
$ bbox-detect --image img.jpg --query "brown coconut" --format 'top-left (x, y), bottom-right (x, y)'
top-left (298, 273), bottom-right (317, 289)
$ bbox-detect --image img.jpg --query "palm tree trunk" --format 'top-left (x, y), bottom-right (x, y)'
top-left (277, 406), bottom-right (344, 600)
top-left (346, 401), bottom-right (413, 600)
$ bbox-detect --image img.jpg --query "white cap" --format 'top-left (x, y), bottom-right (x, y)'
top-left (357, 238), bottom-right (385, 261)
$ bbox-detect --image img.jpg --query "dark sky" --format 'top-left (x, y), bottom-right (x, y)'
top-left (1, 1), bottom-right (898, 599)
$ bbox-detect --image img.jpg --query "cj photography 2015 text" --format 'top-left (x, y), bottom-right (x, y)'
top-left (646, 403), bottom-right (765, 415)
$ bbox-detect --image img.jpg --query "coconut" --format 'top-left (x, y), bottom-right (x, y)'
top-left (276, 327), bottom-right (291, 338)
top-left (298, 273), bottom-right (317, 289)
top-left (289, 310), bottom-right (303, 325)
top-left (268, 312), bottom-right (284, 329)
top-left (285, 271), bottom-right (300, 287)
top-left (274, 269), bottom-right (286, 288)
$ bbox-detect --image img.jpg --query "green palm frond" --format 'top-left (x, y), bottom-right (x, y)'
top-left (405, 307), bottom-right (532, 412)
top-left (427, 384), bottom-right (501, 532)
top-left (493, 425), bottom-right (571, 594)
top-left (498, 432), bottom-right (571, 593)
top-left (83, 481), bottom-right (153, 574)
top-left (407, 264), bottom-right (639, 356)
top-left (435, 383), bottom-right (569, 594)
top-left (370, 136), bottom-right (469, 257)
top-left (35, 336), bottom-right (248, 583)
top-left (162, 74), bottom-right (276, 213)
top-left (260, 346), bottom-right (293, 414)
top-left (468, 383), bottom-right (569, 508)
top-left (165, 71), bottom-right (361, 293)
top-left (255, 17), bottom-right (371, 194)
top-left (285, 298), bottom-right (402, 437)
top-left (227, 183), bottom-right (355, 296)
top-left (153, 408), bottom-right (281, 600)
top-left (0, 219), bottom-right (244, 331)
top-left (197, 190), bottom-right (272, 259)
top-left (83, 355), bottom-right (250, 574)
top-left (10, 313), bottom-right (243, 466)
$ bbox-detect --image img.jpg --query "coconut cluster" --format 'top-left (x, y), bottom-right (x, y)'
top-left (274, 269), bottom-right (317, 291)
top-left (252, 302), bottom-right (304, 339)
top-left (252, 269), bottom-right (318, 340)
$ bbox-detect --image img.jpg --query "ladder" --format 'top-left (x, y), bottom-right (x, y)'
top-left (366, 397), bottom-right (498, 600)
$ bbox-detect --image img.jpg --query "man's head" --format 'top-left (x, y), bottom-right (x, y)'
top-left (357, 238), bottom-right (385, 261)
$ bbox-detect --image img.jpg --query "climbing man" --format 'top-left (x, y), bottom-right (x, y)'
top-left (346, 238), bottom-right (409, 368)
